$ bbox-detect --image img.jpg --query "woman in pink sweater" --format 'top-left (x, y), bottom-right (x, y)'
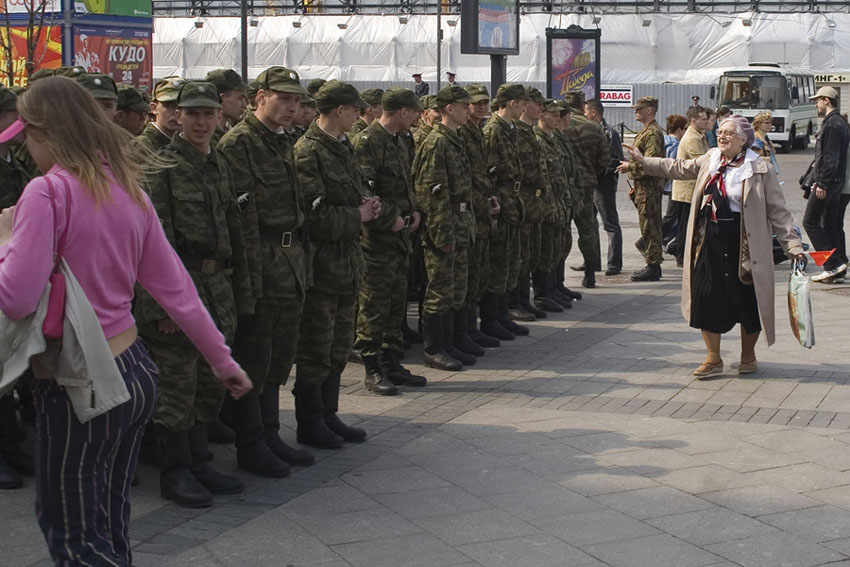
top-left (0, 76), bottom-right (252, 566)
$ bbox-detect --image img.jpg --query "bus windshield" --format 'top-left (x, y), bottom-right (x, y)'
top-left (719, 74), bottom-right (788, 110)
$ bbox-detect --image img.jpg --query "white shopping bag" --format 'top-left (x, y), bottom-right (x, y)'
top-left (787, 259), bottom-right (815, 348)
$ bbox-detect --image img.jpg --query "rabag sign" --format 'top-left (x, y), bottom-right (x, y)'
top-left (600, 85), bottom-right (633, 107)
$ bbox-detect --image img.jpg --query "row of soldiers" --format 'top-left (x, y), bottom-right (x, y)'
top-left (0, 65), bottom-right (617, 505)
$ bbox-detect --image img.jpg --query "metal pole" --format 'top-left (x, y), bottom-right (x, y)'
top-left (437, 6), bottom-right (442, 91)
top-left (240, 0), bottom-right (249, 81)
top-left (490, 54), bottom-right (506, 97)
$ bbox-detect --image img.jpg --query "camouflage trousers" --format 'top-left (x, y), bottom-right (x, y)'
top-left (519, 223), bottom-right (542, 280)
top-left (465, 235), bottom-right (490, 306)
top-left (539, 223), bottom-right (565, 273)
top-left (295, 288), bottom-right (357, 392)
top-left (572, 188), bottom-right (602, 272)
top-left (423, 245), bottom-right (468, 316)
top-left (487, 221), bottom-right (521, 295)
top-left (562, 206), bottom-right (574, 263)
top-left (354, 248), bottom-right (409, 357)
top-left (149, 341), bottom-right (225, 433)
top-left (634, 182), bottom-right (664, 265)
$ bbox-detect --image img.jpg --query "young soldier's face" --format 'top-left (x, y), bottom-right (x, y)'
top-left (540, 111), bottom-right (560, 130)
top-left (259, 90), bottom-right (301, 129)
top-left (152, 100), bottom-right (181, 134)
top-left (220, 89), bottom-right (248, 123)
top-left (97, 98), bottom-right (118, 121)
top-left (469, 100), bottom-right (489, 121)
top-left (178, 106), bottom-right (222, 148)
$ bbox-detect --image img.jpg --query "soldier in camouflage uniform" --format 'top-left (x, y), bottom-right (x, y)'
top-left (77, 73), bottom-right (119, 120)
top-left (412, 85), bottom-right (476, 370)
top-left (350, 88), bottom-right (383, 136)
top-left (413, 95), bottom-right (440, 147)
top-left (205, 69), bottom-right (249, 147)
top-left (551, 102), bottom-right (583, 306)
top-left (137, 77), bottom-right (186, 152)
top-left (294, 81), bottom-right (381, 448)
top-left (218, 67), bottom-right (314, 477)
top-left (114, 85), bottom-right (149, 135)
top-left (617, 96), bottom-right (666, 281)
top-left (307, 78), bottom-right (326, 97)
top-left (481, 84), bottom-right (531, 339)
top-left (351, 88), bottom-right (427, 395)
top-left (564, 91), bottom-right (608, 289)
top-left (246, 80), bottom-right (259, 113)
top-left (135, 82), bottom-right (252, 507)
top-left (293, 95), bottom-right (317, 140)
top-left (0, 88), bottom-right (29, 209)
top-left (458, 84), bottom-right (503, 347)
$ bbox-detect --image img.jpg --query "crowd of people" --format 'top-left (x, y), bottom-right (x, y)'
top-left (0, 65), bottom-right (844, 566)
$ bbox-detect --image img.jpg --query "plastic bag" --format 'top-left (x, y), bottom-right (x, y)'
top-left (787, 258), bottom-right (814, 348)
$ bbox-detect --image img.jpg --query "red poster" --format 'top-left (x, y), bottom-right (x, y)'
top-left (74, 25), bottom-right (152, 91)
top-left (0, 25), bottom-right (62, 87)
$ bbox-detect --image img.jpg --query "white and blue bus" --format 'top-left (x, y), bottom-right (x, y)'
top-left (710, 63), bottom-right (818, 152)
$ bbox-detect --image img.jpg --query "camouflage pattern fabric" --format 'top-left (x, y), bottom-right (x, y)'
top-left (295, 290), bottom-right (357, 391)
top-left (349, 117), bottom-right (369, 136)
top-left (629, 119), bottom-right (667, 265)
top-left (136, 123), bottom-right (173, 152)
top-left (0, 150), bottom-right (30, 209)
top-left (458, 121), bottom-right (495, 239)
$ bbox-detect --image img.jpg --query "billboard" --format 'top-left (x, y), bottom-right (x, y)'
top-left (461, 0), bottom-right (519, 56)
top-left (74, 1), bottom-right (152, 17)
top-left (73, 25), bottom-right (152, 90)
top-left (546, 27), bottom-right (602, 102)
top-left (601, 85), bottom-right (633, 107)
top-left (0, 24), bottom-right (62, 87)
top-left (0, 0), bottom-right (61, 13)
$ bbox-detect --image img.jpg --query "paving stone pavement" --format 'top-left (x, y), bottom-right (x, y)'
top-left (6, 150), bottom-right (850, 567)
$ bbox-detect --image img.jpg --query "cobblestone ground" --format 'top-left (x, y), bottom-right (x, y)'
top-left (7, 148), bottom-right (850, 567)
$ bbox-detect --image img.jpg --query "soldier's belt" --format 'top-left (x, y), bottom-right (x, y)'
top-left (183, 258), bottom-right (231, 274)
top-left (260, 230), bottom-right (295, 248)
top-left (403, 215), bottom-right (411, 228)
top-left (513, 181), bottom-right (521, 193)
top-left (451, 202), bottom-right (468, 213)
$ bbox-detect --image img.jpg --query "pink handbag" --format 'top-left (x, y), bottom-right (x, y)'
top-left (43, 177), bottom-right (71, 339)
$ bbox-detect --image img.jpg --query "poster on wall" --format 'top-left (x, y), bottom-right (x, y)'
top-left (0, 0), bottom-right (61, 13)
top-left (0, 25), bottom-right (62, 87)
top-left (74, 1), bottom-right (152, 18)
top-left (461, 0), bottom-right (519, 56)
top-left (74, 25), bottom-right (152, 90)
top-left (546, 27), bottom-right (602, 102)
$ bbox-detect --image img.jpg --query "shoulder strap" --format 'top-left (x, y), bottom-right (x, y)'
top-left (45, 174), bottom-right (73, 271)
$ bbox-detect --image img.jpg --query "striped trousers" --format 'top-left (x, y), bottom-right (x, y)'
top-left (33, 338), bottom-right (157, 566)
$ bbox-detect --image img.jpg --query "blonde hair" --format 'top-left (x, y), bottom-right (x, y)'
top-left (18, 76), bottom-right (161, 208)
top-left (752, 111), bottom-right (772, 128)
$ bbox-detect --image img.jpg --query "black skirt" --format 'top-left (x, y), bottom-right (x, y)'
top-left (689, 213), bottom-right (762, 334)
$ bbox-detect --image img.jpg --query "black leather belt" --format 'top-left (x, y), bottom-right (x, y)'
top-left (260, 230), bottom-right (294, 248)
top-left (182, 258), bottom-right (229, 274)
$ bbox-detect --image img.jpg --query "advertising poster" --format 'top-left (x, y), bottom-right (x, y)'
top-left (0, 0), bottom-right (61, 14)
top-left (478, 0), bottom-right (517, 53)
top-left (601, 84), bottom-right (633, 107)
top-left (74, 25), bottom-right (152, 90)
top-left (74, 0), bottom-right (152, 18)
top-left (550, 36), bottom-right (598, 100)
top-left (0, 24), bottom-right (61, 87)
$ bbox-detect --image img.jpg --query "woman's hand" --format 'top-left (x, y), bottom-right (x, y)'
top-left (0, 206), bottom-right (15, 245)
top-left (622, 144), bottom-right (645, 164)
top-left (222, 368), bottom-right (253, 400)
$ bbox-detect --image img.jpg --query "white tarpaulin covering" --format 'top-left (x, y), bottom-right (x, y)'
top-left (153, 12), bottom-right (850, 83)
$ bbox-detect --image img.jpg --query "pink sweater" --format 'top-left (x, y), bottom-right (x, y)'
top-left (0, 165), bottom-right (241, 380)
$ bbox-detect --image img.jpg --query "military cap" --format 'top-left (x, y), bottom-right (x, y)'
top-left (564, 91), bottom-right (586, 110)
top-left (205, 68), bottom-right (249, 94)
top-left (257, 66), bottom-right (307, 95)
top-left (492, 83), bottom-right (531, 106)
top-left (465, 84), bottom-right (490, 103)
top-left (246, 80), bottom-right (259, 101)
top-left (633, 96), bottom-right (658, 110)
top-left (54, 66), bottom-right (86, 79)
top-left (526, 86), bottom-right (546, 104)
top-left (360, 88), bottom-right (384, 107)
top-left (542, 99), bottom-right (562, 114)
top-left (307, 78), bottom-right (327, 96)
top-left (435, 85), bottom-right (472, 106)
top-left (117, 86), bottom-right (149, 113)
top-left (0, 87), bottom-right (17, 112)
top-left (29, 68), bottom-right (55, 82)
top-left (315, 80), bottom-right (367, 111)
top-left (412, 72), bottom-right (422, 78)
top-left (77, 73), bottom-right (118, 100)
top-left (420, 94), bottom-right (438, 110)
top-left (177, 81), bottom-right (222, 108)
top-left (301, 94), bottom-right (317, 108)
top-left (153, 77), bottom-right (186, 102)
top-left (382, 87), bottom-right (423, 112)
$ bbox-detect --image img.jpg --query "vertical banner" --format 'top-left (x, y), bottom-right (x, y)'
top-left (73, 25), bottom-right (152, 90)
top-left (0, 24), bottom-right (62, 87)
top-left (546, 27), bottom-right (602, 102)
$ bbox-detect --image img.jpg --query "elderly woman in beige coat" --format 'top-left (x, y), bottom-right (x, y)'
top-left (625, 115), bottom-right (804, 377)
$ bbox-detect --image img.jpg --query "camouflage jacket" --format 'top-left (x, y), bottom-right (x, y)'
top-left (136, 123), bottom-right (173, 152)
top-left (564, 112), bottom-right (609, 193)
top-left (135, 134), bottom-right (253, 344)
top-left (412, 120), bottom-right (434, 149)
top-left (349, 118), bottom-right (369, 137)
top-left (535, 126), bottom-right (570, 228)
top-left (412, 122), bottom-right (475, 249)
top-left (482, 113), bottom-right (524, 226)
top-left (628, 119), bottom-right (666, 189)
top-left (553, 129), bottom-right (581, 211)
top-left (352, 121), bottom-right (417, 255)
top-left (210, 124), bottom-right (227, 149)
top-left (0, 149), bottom-right (30, 209)
top-left (514, 119), bottom-right (550, 224)
top-left (294, 121), bottom-right (366, 294)
top-left (399, 130), bottom-right (416, 167)
top-left (458, 121), bottom-right (494, 238)
top-left (218, 112), bottom-right (307, 303)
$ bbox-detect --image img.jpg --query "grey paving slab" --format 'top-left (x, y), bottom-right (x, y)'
top-left (581, 533), bottom-right (722, 567)
top-left (532, 509), bottom-right (662, 547)
top-left (592, 486), bottom-right (713, 520)
top-left (701, 484), bottom-right (823, 517)
top-left (760, 505), bottom-right (850, 542)
top-left (331, 533), bottom-right (469, 567)
top-left (554, 466), bottom-right (662, 496)
top-left (370, 486), bottom-right (492, 520)
top-left (458, 534), bottom-right (597, 567)
top-left (704, 532), bottom-right (844, 567)
top-left (292, 508), bottom-right (422, 546)
top-left (480, 484), bottom-right (604, 521)
top-left (645, 507), bottom-right (778, 546)
top-left (413, 509), bottom-right (540, 546)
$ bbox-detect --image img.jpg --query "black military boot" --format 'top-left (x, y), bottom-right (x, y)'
top-left (294, 387), bottom-right (344, 449)
top-left (532, 271), bottom-right (563, 313)
top-left (582, 269), bottom-right (596, 289)
top-left (0, 455), bottom-right (21, 490)
top-left (401, 313), bottom-right (422, 345)
top-left (188, 423), bottom-right (244, 495)
top-left (507, 286), bottom-right (535, 321)
top-left (443, 311), bottom-right (476, 366)
top-left (230, 396), bottom-right (291, 477)
top-left (498, 294), bottom-right (529, 336)
top-left (0, 397), bottom-right (22, 489)
top-left (631, 263), bottom-right (662, 281)
top-left (259, 385), bottom-right (315, 466)
top-left (363, 355), bottom-right (398, 396)
top-left (207, 418), bottom-right (235, 445)
top-left (520, 275), bottom-right (547, 319)
top-left (158, 426), bottom-right (213, 508)
top-left (380, 349), bottom-right (427, 387)
top-left (322, 373), bottom-right (368, 443)
top-left (453, 309), bottom-right (485, 357)
top-left (479, 293), bottom-right (514, 341)
top-left (422, 313), bottom-right (463, 371)
top-left (467, 305), bottom-right (499, 348)
top-left (555, 260), bottom-right (583, 300)
top-left (0, 394), bottom-right (32, 477)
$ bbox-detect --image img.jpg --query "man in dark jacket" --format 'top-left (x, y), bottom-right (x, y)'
top-left (805, 86), bottom-right (850, 283)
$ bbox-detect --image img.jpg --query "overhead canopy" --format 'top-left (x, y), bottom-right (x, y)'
top-left (153, 12), bottom-right (850, 83)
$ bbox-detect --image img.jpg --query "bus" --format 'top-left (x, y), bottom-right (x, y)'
top-left (710, 64), bottom-right (818, 152)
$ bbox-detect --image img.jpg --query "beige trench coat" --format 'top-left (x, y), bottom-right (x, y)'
top-left (643, 148), bottom-right (804, 346)
top-left (671, 126), bottom-right (709, 203)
